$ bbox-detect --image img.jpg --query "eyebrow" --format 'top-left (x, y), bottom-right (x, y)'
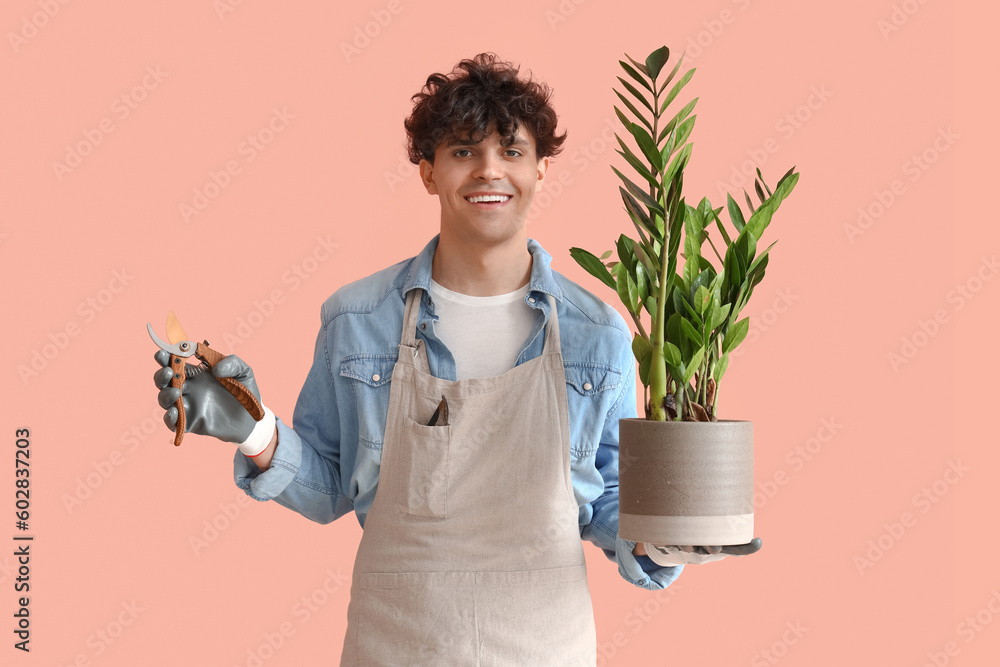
top-left (446, 135), bottom-right (531, 148)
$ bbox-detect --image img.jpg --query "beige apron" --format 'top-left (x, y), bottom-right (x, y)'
top-left (339, 288), bottom-right (596, 666)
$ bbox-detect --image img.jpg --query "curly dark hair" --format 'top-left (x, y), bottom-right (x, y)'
top-left (404, 53), bottom-right (567, 165)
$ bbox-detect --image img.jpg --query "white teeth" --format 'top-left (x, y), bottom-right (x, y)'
top-left (467, 194), bottom-right (511, 203)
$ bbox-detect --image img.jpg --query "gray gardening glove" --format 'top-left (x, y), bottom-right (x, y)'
top-left (644, 538), bottom-right (763, 566)
top-left (153, 349), bottom-right (263, 444)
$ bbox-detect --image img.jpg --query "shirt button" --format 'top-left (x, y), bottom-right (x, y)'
top-left (420, 323), bottom-right (427, 331)
top-left (583, 382), bottom-right (592, 391)
top-left (528, 297), bottom-right (536, 303)
top-left (371, 374), bottom-right (381, 382)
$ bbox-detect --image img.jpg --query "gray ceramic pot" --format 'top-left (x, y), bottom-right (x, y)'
top-left (618, 418), bottom-right (754, 546)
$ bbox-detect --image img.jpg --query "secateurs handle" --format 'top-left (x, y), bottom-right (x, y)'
top-left (192, 341), bottom-right (265, 421)
top-left (165, 341), bottom-right (264, 447)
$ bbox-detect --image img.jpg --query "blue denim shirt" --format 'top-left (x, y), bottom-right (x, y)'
top-left (234, 235), bottom-right (682, 591)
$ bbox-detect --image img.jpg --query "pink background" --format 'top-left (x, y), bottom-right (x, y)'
top-left (2, 0), bottom-right (990, 664)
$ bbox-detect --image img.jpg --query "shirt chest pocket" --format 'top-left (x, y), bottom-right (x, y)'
top-left (563, 362), bottom-right (622, 455)
top-left (340, 354), bottom-right (397, 450)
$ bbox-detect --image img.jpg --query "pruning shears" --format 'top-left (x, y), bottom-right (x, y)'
top-left (147, 310), bottom-right (264, 446)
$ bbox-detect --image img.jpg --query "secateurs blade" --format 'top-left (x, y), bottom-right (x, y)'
top-left (147, 310), bottom-right (265, 446)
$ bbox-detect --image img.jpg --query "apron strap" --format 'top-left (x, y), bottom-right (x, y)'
top-left (541, 292), bottom-right (560, 355)
top-left (400, 288), bottom-right (422, 351)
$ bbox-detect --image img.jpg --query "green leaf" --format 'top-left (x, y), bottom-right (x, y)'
top-left (620, 187), bottom-right (660, 243)
top-left (663, 116), bottom-right (696, 162)
top-left (632, 333), bottom-right (652, 386)
top-left (633, 239), bottom-right (659, 279)
top-left (745, 171), bottom-right (799, 240)
top-left (683, 347), bottom-right (704, 385)
top-left (709, 205), bottom-right (732, 246)
top-left (697, 196), bottom-right (715, 224)
top-left (614, 263), bottom-right (639, 314)
top-left (710, 302), bottom-right (731, 332)
top-left (570, 247), bottom-right (617, 290)
top-left (625, 53), bottom-right (649, 76)
top-left (664, 198), bottom-right (686, 287)
top-left (694, 285), bottom-right (711, 316)
top-left (754, 178), bottom-right (766, 205)
top-left (666, 312), bottom-right (687, 357)
top-left (663, 341), bottom-right (681, 367)
top-left (626, 122), bottom-right (663, 172)
top-left (614, 135), bottom-right (659, 190)
top-left (671, 361), bottom-right (686, 386)
top-left (660, 68), bottom-right (695, 114)
top-left (612, 166), bottom-right (664, 215)
top-left (777, 165), bottom-right (797, 187)
top-left (635, 261), bottom-right (650, 304)
top-left (656, 50), bottom-right (687, 95)
top-left (756, 166), bottom-right (773, 197)
top-left (679, 287), bottom-right (702, 324)
top-left (617, 77), bottom-right (654, 114)
top-left (614, 95), bottom-right (653, 133)
top-left (682, 203), bottom-right (704, 288)
top-left (713, 351), bottom-right (729, 383)
top-left (644, 294), bottom-right (657, 317)
top-left (663, 143), bottom-right (692, 192)
top-left (688, 268), bottom-right (714, 306)
top-left (644, 46), bottom-right (670, 79)
top-left (726, 192), bottom-right (745, 233)
top-left (615, 235), bottom-right (636, 274)
top-left (619, 60), bottom-right (653, 93)
top-left (599, 249), bottom-right (613, 260)
top-left (657, 97), bottom-right (699, 144)
top-left (722, 316), bottom-right (750, 354)
top-left (680, 317), bottom-right (702, 346)
top-left (746, 239), bottom-right (777, 277)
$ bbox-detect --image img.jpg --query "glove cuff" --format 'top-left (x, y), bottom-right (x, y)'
top-left (237, 405), bottom-right (276, 456)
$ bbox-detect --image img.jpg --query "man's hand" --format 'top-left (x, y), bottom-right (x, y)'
top-left (153, 349), bottom-right (265, 444)
top-left (635, 538), bottom-right (763, 566)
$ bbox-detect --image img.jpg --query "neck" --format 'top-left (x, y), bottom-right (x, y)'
top-left (432, 230), bottom-right (532, 296)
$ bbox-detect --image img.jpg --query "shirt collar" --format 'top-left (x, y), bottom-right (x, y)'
top-left (400, 234), bottom-right (564, 302)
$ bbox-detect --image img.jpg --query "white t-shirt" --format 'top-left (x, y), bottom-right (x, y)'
top-left (428, 278), bottom-right (537, 380)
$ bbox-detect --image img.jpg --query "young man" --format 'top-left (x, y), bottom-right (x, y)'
top-left (154, 54), bottom-right (686, 664)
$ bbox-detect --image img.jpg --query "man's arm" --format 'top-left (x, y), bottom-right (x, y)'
top-left (234, 305), bottom-right (355, 525)
top-left (577, 323), bottom-right (683, 591)
top-left (248, 428), bottom-right (279, 470)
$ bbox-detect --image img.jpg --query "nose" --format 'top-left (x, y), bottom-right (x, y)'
top-left (472, 152), bottom-right (503, 181)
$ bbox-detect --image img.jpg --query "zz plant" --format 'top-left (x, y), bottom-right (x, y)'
top-left (570, 46), bottom-right (799, 422)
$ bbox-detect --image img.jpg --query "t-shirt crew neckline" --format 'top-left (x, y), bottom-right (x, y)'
top-left (428, 278), bottom-right (530, 305)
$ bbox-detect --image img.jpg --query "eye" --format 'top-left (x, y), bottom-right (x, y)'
top-left (505, 149), bottom-right (522, 157)
top-left (453, 148), bottom-right (472, 157)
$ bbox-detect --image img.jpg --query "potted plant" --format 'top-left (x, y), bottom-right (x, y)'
top-left (570, 46), bottom-right (799, 549)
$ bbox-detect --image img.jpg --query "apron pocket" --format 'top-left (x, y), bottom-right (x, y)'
top-left (398, 417), bottom-right (451, 519)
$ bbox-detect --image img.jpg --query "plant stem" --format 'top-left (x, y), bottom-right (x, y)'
top-left (705, 230), bottom-right (724, 266)
top-left (644, 68), bottom-right (671, 422)
top-left (629, 311), bottom-right (648, 342)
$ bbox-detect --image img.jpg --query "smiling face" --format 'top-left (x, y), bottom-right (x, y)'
top-left (419, 124), bottom-right (549, 248)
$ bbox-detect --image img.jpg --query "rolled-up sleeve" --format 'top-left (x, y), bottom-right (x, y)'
top-left (579, 329), bottom-right (684, 591)
top-left (234, 305), bottom-right (355, 525)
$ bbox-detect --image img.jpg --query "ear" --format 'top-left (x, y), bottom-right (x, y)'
top-left (419, 159), bottom-right (437, 195)
top-left (535, 156), bottom-right (550, 191)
